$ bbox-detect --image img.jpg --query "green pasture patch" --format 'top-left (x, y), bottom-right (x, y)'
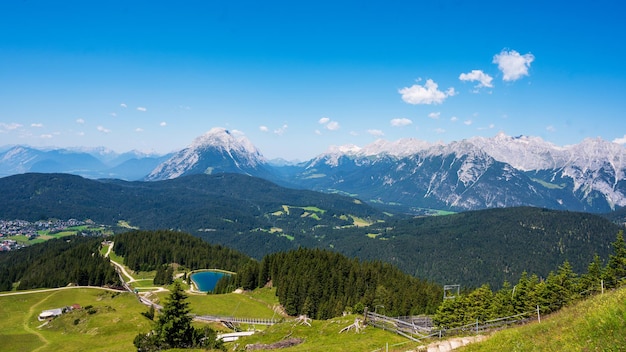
top-left (234, 314), bottom-right (418, 352)
top-left (301, 206), bottom-right (326, 214)
top-left (245, 287), bottom-right (280, 308)
top-left (366, 233), bottom-right (381, 239)
top-left (0, 288), bottom-right (152, 352)
top-left (129, 279), bottom-right (155, 288)
top-left (158, 291), bottom-right (277, 319)
top-left (106, 250), bottom-right (125, 265)
top-left (350, 215), bottom-right (373, 227)
top-left (116, 220), bottom-right (138, 229)
top-left (5, 235), bottom-right (34, 245)
top-left (300, 211), bottom-right (321, 220)
top-left (280, 234), bottom-right (295, 241)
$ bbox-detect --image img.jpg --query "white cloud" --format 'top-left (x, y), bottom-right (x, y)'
top-left (325, 121), bottom-right (340, 131)
top-left (110, 112), bottom-right (117, 117)
top-left (435, 128), bottom-right (446, 134)
top-left (135, 128), bottom-right (144, 132)
top-left (399, 79), bottom-right (456, 105)
top-left (318, 117), bottom-right (340, 131)
top-left (0, 122), bottom-right (22, 132)
top-left (613, 135), bottom-right (626, 144)
top-left (259, 125), bottom-right (269, 132)
top-left (274, 124), bottom-right (288, 135)
top-left (40, 134), bottom-right (53, 139)
top-left (428, 112), bottom-right (441, 119)
top-left (76, 118), bottom-right (85, 124)
top-left (97, 126), bottom-right (111, 133)
top-left (493, 49), bottom-right (535, 81)
top-left (459, 69), bottom-right (494, 88)
top-left (120, 103), bottom-right (127, 108)
top-left (160, 122), bottom-right (167, 127)
top-left (137, 107), bottom-right (147, 112)
top-left (349, 131), bottom-right (359, 136)
top-left (314, 129), bottom-right (322, 135)
top-left (367, 129), bottom-right (384, 136)
top-left (464, 120), bottom-right (473, 125)
top-left (546, 125), bottom-right (556, 132)
top-left (31, 123), bottom-right (44, 128)
top-left (77, 131), bottom-right (85, 136)
top-left (450, 116), bottom-right (458, 122)
top-left (390, 118), bottom-right (413, 127)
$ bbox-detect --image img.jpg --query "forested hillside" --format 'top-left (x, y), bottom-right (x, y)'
top-left (112, 230), bottom-right (254, 272)
top-left (215, 247), bottom-right (443, 319)
top-left (1, 173), bottom-right (623, 287)
top-left (433, 231), bottom-right (626, 329)
top-left (0, 236), bottom-right (119, 291)
top-left (328, 207), bottom-right (625, 287)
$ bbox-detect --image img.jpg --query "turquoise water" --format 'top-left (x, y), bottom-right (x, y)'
top-left (190, 271), bottom-right (228, 292)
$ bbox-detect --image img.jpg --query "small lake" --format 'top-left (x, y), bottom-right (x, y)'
top-left (190, 271), bottom-right (229, 292)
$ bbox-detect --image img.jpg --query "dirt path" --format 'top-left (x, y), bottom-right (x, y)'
top-left (24, 292), bottom-right (56, 352)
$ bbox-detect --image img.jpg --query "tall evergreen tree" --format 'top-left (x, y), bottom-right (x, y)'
top-left (134, 281), bottom-right (224, 351)
top-left (603, 231), bottom-right (626, 288)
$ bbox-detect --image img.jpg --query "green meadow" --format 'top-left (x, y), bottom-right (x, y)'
top-left (459, 287), bottom-right (626, 351)
top-left (0, 288), bottom-right (152, 352)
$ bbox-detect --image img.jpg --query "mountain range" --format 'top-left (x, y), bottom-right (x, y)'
top-left (2, 128), bottom-right (626, 213)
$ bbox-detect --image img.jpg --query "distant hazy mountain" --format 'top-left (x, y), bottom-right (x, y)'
top-left (145, 127), bottom-right (275, 181)
top-left (0, 145), bottom-right (169, 180)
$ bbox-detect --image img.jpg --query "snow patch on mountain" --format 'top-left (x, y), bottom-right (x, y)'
top-left (146, 128), bottom-right (267, 180)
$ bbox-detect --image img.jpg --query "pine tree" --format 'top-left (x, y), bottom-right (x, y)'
top-left (603, 231), bottom-right (626, 288)
top-left (134, 281), bottom-right (224, 351)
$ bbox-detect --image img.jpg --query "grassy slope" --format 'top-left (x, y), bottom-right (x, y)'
top-left (5, 285), bottom-right (625, 352)
top-left (0, 288), bottom-right (152, 352)
top-left (0, 286), bottom-right (280, 352)
top-left (231, 314), bottom-right (419, 352)
top-left (460, 287), bottom-right (626, 351)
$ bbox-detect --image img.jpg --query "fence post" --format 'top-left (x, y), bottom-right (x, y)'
top-left (601, 279), bottom-right (604, 294)
top-left (537, 305), bottom-right (541, 323)
top-left (476, 319), bottom-right (479, 334)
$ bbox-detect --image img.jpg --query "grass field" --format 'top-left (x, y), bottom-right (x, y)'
top-left (0, 286), bottom-right (282, 352)
top-left (459, 287), bottom-right (626, 351)
top-left (0, 288), bottom-right (152, 352)
top-left (233, 314), bottom-right (422, 352)
top-left (155, 287), bottom-right (279, 319)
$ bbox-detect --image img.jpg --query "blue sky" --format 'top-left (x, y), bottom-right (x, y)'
top-left (1, 0), bottom-right (625, 160)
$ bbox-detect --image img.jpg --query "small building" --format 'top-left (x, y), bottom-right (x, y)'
top-left (38, 308), bottom-right (65, 321)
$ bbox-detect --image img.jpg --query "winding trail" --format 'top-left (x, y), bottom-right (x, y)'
top-left (105, 242), bottom-right (135, 283)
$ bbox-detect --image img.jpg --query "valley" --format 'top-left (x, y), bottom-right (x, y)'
top-left (1, 131), bottom-right (626, 350)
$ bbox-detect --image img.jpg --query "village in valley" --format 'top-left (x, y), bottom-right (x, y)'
top-left (0, 219), bottom-right (106, 251)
